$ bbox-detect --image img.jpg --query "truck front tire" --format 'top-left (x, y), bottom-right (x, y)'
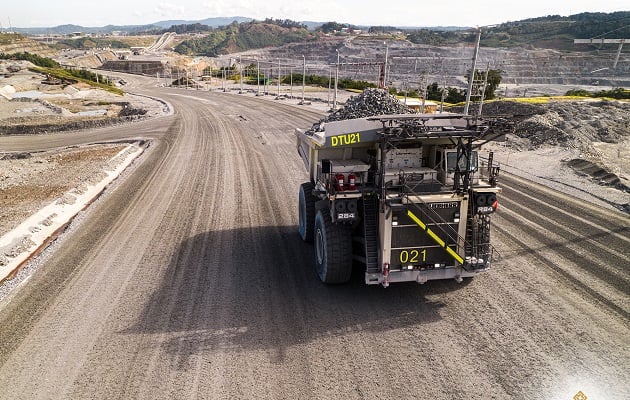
top-left (314, 209), bottom-right (353, 284)
top-left (299, 182), bottom-right (316, 242)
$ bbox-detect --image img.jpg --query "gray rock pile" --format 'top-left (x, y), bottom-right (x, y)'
top-left (516, 101), bottom-right (630, 149)
top-left (463, 100), bottom-right (630, 149)
top-left (309, 88), bottom-right (413, 132)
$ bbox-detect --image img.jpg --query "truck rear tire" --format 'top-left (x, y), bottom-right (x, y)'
top-left (299, 182), bottom-right (317, 242)
top-left (314, 209), bottom-right (353, 284)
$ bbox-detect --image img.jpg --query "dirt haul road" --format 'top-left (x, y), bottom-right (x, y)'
top-left (0, 79), bottom-right (628, 400)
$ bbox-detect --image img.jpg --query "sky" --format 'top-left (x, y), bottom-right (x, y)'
top-left (2, 0), bottom-right (629, 28)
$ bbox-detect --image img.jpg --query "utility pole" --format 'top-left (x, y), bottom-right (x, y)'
top-left (301, 55), bottom-right (306, 104)
top-left (477, 63), bottom-right (490, 117)
top-left (419, 72), bottom-right (427, 113)
top-left (327, 68), bottom-right (332, 106)
top-left (264, 71), bottom-right (267, 95)
top-left (333, 49), bottom-right (340, 110)
top-left (404, 81), bottom-right (407, 104)
top-left (384, 42), bottom-right (389, 88)
top-left (239, 56), bottom-right (243, 93)
top-left (277, 59), bottom-right (281, 98)
top-left (440, 79), bottom-right (447, 113)
top-left (257, 60), bottom-right (260, 96)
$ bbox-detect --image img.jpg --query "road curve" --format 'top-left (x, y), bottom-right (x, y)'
top-left (0, 81), bottom-right (628, 400)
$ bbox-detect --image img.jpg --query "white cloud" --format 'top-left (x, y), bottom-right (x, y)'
top-left (154, 2), bottom-right (187, 18)
top-left (201, 1), bottom-right (257, 17)
top-left (201, 2), bottom-right (226, 16)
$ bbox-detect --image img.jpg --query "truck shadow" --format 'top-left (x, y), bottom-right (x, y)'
top-left (124, 226), bottom-right (474, 366)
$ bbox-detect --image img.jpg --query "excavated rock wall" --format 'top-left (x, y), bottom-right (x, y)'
top-left (239, 38), bottom-right (630, 88)
top-left (100, 60), bottom-right (166, 76)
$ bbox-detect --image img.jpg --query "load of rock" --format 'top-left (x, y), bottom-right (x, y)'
top-left (308, 88), bottom-right (413, 133)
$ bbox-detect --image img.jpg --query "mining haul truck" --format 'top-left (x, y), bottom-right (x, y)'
top-left (296, 113), bottom-right (508, 287)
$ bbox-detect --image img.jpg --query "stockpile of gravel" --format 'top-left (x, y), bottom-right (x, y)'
top-left (462, 100), bottom-right (630, 149)
top-left (503, 101), bottom-right (629, 148)
top-left (477, 101), bottom-right (546, 118)
top-left (308, 88), bottom-right (413, 132)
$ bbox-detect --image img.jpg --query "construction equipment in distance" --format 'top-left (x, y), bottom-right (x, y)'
top-left (296, 113), bottom-right (509, 286)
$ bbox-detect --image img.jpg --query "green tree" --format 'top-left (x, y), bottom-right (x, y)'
top-left (426, 82), bottom-right (442, 101)
top-left (484, 69), bottom-right (503, 100)
top-left (444, 87), bottom-right (466, 103)
top-left (464, 69), bottom-right (503, 100)
top-left (424, 82), bottom-right (466, 103)
top-left (319, 22), bottom-right (346, 34)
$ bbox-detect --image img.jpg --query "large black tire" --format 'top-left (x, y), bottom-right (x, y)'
top-left (314, 209), bottom-right (353, 284)
top-left (298, 182), bottom-right (316, 242)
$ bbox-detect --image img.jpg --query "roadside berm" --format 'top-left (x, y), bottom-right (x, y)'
top-left (0, 143), bottom-right (145, 283)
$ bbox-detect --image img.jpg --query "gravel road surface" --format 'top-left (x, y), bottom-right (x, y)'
top-left (0, 76), bottom-right (627, 400)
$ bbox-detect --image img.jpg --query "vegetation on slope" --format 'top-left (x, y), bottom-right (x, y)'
top-left (0, 51), bottom-right (59, 68)
top-left (0, 51), bottom-right (122, 95)
top-left (565, 88), bottom-right (630, 100)
top-left (30, 66), bottom-right (123, 95)
top-left (0, 33), bottom-right (25, 45)
top-left (55, 37), bottom-right (131, 49)
top-left (406, 12), bottom-right (630, 51)
top-left (175, 19), bottom-right (315, 56)
top-left (159, 23), bottom-right (212, 35)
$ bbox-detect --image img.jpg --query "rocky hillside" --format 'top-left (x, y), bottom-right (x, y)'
top-left (0, 34), bottom-right (56, 57)
top-left (231, 34), bottom-right (630, 89)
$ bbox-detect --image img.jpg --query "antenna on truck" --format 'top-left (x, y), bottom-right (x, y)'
top-left (464, 27), bottom-right (482, 116)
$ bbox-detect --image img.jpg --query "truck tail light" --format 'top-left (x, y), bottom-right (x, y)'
top-left (488, 193), bottom-right (498, 211)
top-left (348, 173), bottom-right (356, 190)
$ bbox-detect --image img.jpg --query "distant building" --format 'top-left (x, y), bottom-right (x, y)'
top-left (403, 98), bottom-right (438, 113)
